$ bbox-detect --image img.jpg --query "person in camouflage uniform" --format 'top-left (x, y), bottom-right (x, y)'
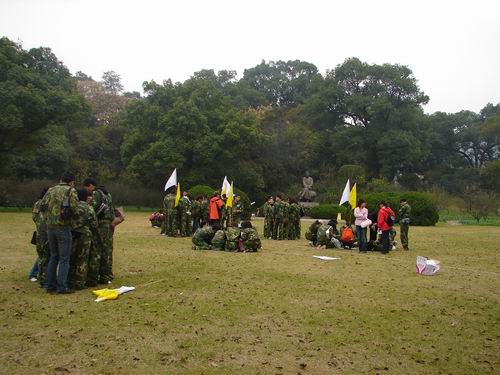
top-left (32, 187), bottom-right (49, 286)
top-left (162, 188), bottom-right (178, 237)
top-left (305, 220), bottom-right (321, 247)
top-left (282, 198), bottom-right (291, 240)
top-left (288, 199), bottom-right (302, 240)
top-left (41, 173), bottom-right (79, 293)
top-left (316, 219), bottom-right (341, 249)
top-left (272, 195), bottom-right (286, 240)
top-left (192, 224), bottom-right (215, 250)
top-left (225, 226), bottom-right (241, 251)
top-left (231, 195), bottom-right (243, 227)
top-left (178, 191), bottom-right (192, 237)
top-left (240, 221), bottom-right (261, 252)
top-left (398, 199), bottom-right (411, 250)
top-left (68, 188), bottom-right (98, 290)
top-left (210, 223), bottom-right (226, 250)
top-left (191, 197), bottom-right (202, 233)
top-left (262, 196), bottom-right (274, 239)
top-left (92, 184), bottom-right (115, 284)
top-left (200, 196), bottom-right (209, 227)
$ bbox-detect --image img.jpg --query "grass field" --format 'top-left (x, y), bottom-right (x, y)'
top-left (0, 212), bottom-right (499, 374)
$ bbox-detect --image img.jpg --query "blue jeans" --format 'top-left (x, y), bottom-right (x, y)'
top-left (356, 225), bottom-right (367, 252)
top-left (28, 257), bottom-right (39, 279)
top-left (45, 227), bottom-right (72, 291)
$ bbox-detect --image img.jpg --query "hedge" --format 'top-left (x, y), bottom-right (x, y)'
top-left (188, 185), bottom-right (216, 198)
top-left (362, 192), bottom-right (439, 226)
top-left (308, 204), bottom-right (347, 220)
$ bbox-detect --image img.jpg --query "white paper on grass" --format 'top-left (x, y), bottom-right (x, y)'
top-left (313, 255), bottom-right (340, 261)
top-left (117, 286), bottom-right (136, 294)
top-left (416, 256), bottom-right (440, 276)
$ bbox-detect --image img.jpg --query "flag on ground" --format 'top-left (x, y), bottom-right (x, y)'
top-left (339, 179), bottom-right (350, 205)
top-left (174, 183), bottom-right (181, 207)
top-left (164, 168), bottom-right (177, 191)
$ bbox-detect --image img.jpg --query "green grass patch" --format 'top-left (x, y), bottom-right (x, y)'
top-left (0, 212), bottom-right (498, 373)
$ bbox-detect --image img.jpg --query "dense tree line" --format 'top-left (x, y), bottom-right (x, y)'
top-left (0, 37), bottom-right (498, 206)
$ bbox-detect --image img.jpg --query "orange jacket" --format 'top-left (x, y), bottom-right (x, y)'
top-left (209, 196), bottom-right (223, 220)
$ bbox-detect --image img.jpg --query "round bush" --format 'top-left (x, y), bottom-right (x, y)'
top-left (188, 185), bottom-right (216, 198)
top-left (309, 204), bottom-right (347, 219)
top-left (362, 191), bottom-right (439, 226)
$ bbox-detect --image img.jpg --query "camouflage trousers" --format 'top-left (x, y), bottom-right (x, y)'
top-left (225, 240), bottom-right (239, 252)
top-left (400, 223), bottom-right (409, 248)
top-left (86, 238), bottom-right (100, 286)
top-left (272, 218), bottom-right (285, 240)
top-left (264, 217), bottom-right (273, 238)
top-left (35, 227), bottom-right (49, 286)
top-left (69, 232), bottom-right (91, 289)
top-left (97, 221), bottom-right (114, 283)
top-left (288, 220), bottom-right (300, 240)
top-left (179, 213), bottom-right (191, 237)
top-left (243, 239), bottom-right (261, 252)
top-left (164, 210), bottom-right (177, 237)
top-left (192, 237), bottom-right (211, 250)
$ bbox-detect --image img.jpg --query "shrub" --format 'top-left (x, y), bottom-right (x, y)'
top-left (309, 204), bottom-right (347, 219)
top-left (362, 192), bottom-right (439, 226)
top-left (188, 185), bottom-right (216, 198)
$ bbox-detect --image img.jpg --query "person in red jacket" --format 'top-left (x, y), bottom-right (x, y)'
top-left (209, 192), bottom-right (224, 225)
top-left (377, 201), bottom-right (396, 254)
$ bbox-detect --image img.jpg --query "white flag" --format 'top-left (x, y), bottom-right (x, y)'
top-left (221, 176), bottom-right (231, 196)
top-left (339, 179), bottom-right (350, 205)
top-left (164, 168), bottom-right (177, 191)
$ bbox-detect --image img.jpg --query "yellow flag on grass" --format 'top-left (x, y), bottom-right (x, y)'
top-left (174, 183), bottom-right (181, 207)
top-left (349, 183), bottom-right (357, 208)
top-left (226, 182), bottom-right (234, 208)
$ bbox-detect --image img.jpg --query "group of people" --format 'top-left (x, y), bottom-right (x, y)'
top-left (28, 174), bottom-right (120, 294)
top-left (150, 190), bottom-right (244, 237)
top-left (261, 195), bottom-right (303, 240)
top-left (192, 221), bottom-right (261, 252)
top-left (305, 199), bottom-right (411, 254)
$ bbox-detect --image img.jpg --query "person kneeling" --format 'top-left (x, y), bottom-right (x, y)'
top-left (316, 219), bottom-right (341, 249)
top-left (305, 220), bottom-right (321, 247)
top-left (192, 224), bottom-right (215, 250)
top-left (240, 221), bottom-right (262, 252)
top-left (211, 223), bottom-right (226, 250)
top-left (339, 223), bottom-right (356, 249)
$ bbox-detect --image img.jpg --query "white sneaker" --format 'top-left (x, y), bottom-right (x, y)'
top-left (392, 245), bottom-right (396, 251)
top-left (29, 277), bottom-right (37, 282)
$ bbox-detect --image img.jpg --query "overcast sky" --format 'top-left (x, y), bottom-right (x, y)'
top-left (1, 0), bottom-right (499, 113)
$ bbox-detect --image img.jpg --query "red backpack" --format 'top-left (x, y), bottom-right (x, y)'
top-left (340, 227), bottom-right (354, 242)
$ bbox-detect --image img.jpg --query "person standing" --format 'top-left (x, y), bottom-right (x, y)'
top-left (31, 187), bottom-right (49, 285)
top-left (92, 184), bottom-right (115, 284)
top-left (41, 173), bottom-right (78, 293)
top-left (354, 199), bottom-right (369, 253)
top-left (272, 195), bottom-right (285, 240)
top-left (178, 191), bottom-right (192, 237)
top-left (191, 196), bottom-right (202, 233)
top-left (398, 199), bottom-right (411, 251)
top-left (209, 192), bottom-right (224, 225)
top-left (376, 201), bottom-right (396, 254)
top-left (162, 187), bottom-right (177, 237)
top-left (232, 195), bottom-right (243, 227)
top-left (288, 199), bottom-right (302, 240)
top-left (282, 197), bottom-right (291, 240)
top-left (262, 196), bottom-right (274, 239)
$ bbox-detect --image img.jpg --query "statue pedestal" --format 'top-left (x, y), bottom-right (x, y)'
top-left (299, 202), bottom-right (319, 217)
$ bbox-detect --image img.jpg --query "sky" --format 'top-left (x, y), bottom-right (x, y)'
top-left (1, 0), bottom-right (499, 113)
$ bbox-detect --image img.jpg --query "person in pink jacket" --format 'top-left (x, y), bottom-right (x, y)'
top-left (377, 201), bottom-right (396, 254)
top-left (354, 199), bottom-right (369, 253)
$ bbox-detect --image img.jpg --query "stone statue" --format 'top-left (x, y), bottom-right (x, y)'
top-left (299, 171), bottom-right (316, 202)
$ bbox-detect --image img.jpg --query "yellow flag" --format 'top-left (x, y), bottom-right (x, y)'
top-left (349, 183), bottom-right (357, 208)
top-left (174, 183), bottom-right (181, 207)
top-left (337, 212), bottom-right (341, 221)
top-left (226, 182), bottom-right (234, 208)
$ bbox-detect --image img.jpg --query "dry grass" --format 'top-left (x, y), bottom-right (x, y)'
top-left (0, 212), bottom-right (499, 374)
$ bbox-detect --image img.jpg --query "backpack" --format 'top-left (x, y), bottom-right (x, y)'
top-left (340, 227), bottom-right (354, 243)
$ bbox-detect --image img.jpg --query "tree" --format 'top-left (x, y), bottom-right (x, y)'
top-left (101, 70), bottom-right (123, 94)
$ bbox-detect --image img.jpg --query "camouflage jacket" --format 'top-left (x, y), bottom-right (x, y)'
top-left (193, 226), bottom-right (214, 242)
top-left (32, 199), bottom-right (46, 228)
top-left (163, 194), bottom-right (176, 212)
top-left (72, 201), bottom-right (98, 236)
top-left (211, 230), bottom-right (226, 249)
top-left (92, 188), bottom-right (115, 222)
top-left (233, 202), bottom-right (243, 219)
top-left (225, 227), bottom-right (241, 242)
top-left (178, 196), bottom-right (192, 215)
top-left (241, 227), bottom-right (260, 242)
top-left (398, 203), bottom-right (411, 220)
top-left (191, 200), bottom-right (201, 217)
top-left (200, 200), bottom-right (209, 220)
top-left (262, 202), bottom-right (273, 218)
top-left (289, 203), bottom-right (301, 221)
top-left (272, 201), bottom-right (285, 219)
top-left (40, 183), bottom-right (78, 227)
